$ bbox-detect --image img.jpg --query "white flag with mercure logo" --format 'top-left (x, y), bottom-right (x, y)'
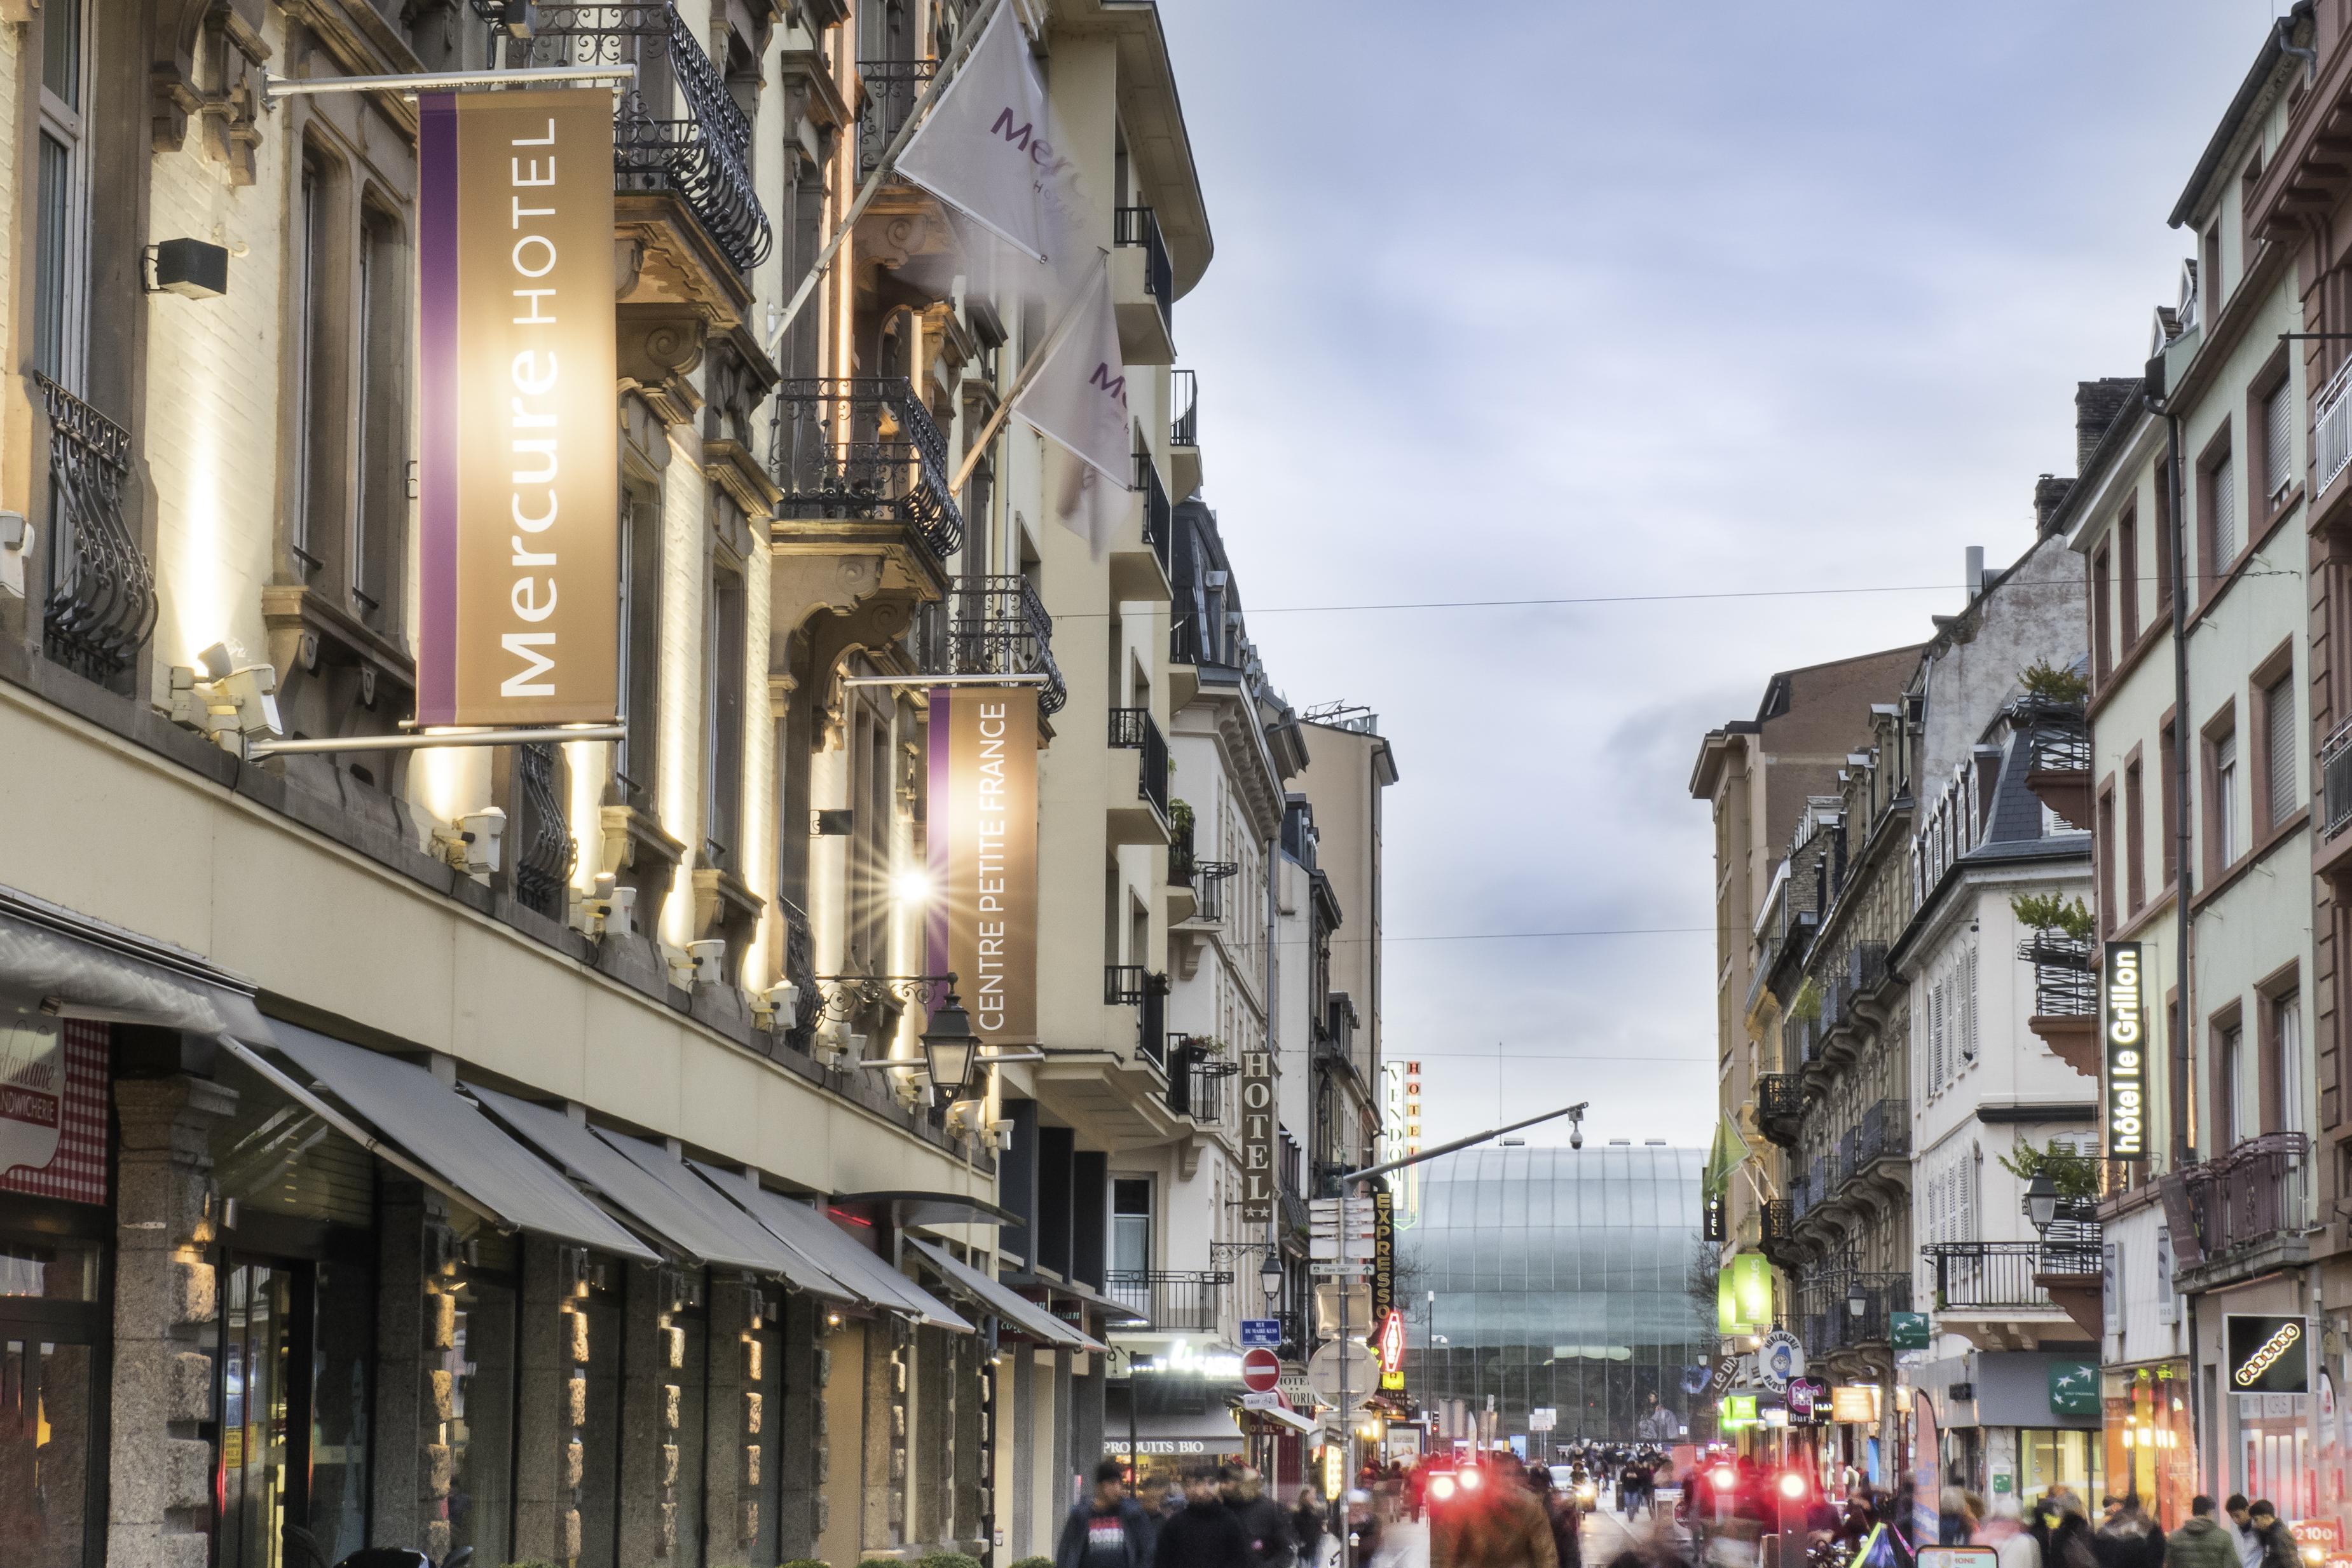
top-left (891, 3), bottom-right (1050, 261)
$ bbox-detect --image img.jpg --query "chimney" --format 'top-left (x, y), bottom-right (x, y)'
top-left (2075, 376), bottom-right (2142, 470)
top-left (2034, 474), bottom-right (2076, 535)
top-left (1966, 546), bottom-right (1985, 603)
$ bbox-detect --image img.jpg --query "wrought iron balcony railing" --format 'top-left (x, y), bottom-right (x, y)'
top-left (1857, 1100), bottom-right (1909, 1168)
top-left (772, 378), bottom-right (964, 560)
top-left (1109, 706), bottom-right (1171, 821)
top-left (1105, 1270), bottom-right (1228, 1332)
top-left (1113, 205), bottom-right (1173, 330)
top-left (1171, 368), bottom-right (1198, 447)
top-left (1170, 607), bottom-right (1203, 666)
top-left (2323, 716), bottom-right (2352, 840)
top-left (1133, 451), bottom-right (1172, 578)
top-left (857, 58), bottom-right (936, 181)
top-left (778, 896), bottom-right (817, 1055)
top-left (1756, 1074), bottom-right (1803, 1145)
top-left (2021, 702), bottom-right (2091, 774)
top-left (512, 742), bottom-right (578, 918)
top-left (2173, 1131), bottom-right (2310, 1266)
top-left (1796, 1270), bottom-right (1910, 1353)
top-left (35, 377), bottom-right (151, 679)
top-left (2016, 932), bottom-right (2097, 1016)
top-left (1165, 1041), bottom-right (1235, 1122)
top-left (1193, 862), bottom-right (1237, 924)
top-left (1922, 1239), bottom-right (2099, 1312)
top-left (2320, 358), bottom-right (2352, 496)
top-left (1760, 1199), bottom-right (1794, 1247)
top-left (947, 575), bottom-right (1065, 715)
top-left (34, 374), bottom-right (154, 682)
top-left (1105, 964), bottom-right (1150, 1006)
top-left (523, 4), bottom-right (772, 273)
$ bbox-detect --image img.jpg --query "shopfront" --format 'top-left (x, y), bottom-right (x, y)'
top-left (2102, 1361), bottom-right (2193, 1524)
top-left (1918, 1349), bottom-right (2103, 1503)
top-left (0, 1015), bottom-right (109, 1568)
top-left (2191, 1278), bottom-right (2313, 1517)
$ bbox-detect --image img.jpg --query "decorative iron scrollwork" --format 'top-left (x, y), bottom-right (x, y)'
top-left (810, 972), bottom-right (952, 1023)
top-left (518, 4), bottom-right (774, 273)
top-left (34, 375), bottom-right (155, 683)
top-left (513, 742), bottom-right (578, 918)
top-left (770, 378), bottom-right (966, 560)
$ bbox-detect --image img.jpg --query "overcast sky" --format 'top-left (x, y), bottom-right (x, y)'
top-left (1149, 0), bottom-right (2286, 1152)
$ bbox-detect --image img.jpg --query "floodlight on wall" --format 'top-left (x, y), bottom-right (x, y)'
top-left (146, 239), bottom-right (229, 299)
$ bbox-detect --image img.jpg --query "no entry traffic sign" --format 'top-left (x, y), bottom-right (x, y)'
top-left (1242, 1347), bottom-right (1282, 1393)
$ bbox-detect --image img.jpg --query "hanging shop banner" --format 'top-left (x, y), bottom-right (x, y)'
top-left (1376, 1308), bottom-right (1407, 1392)
top-left (2102, 941), bottom-right (2149, 1162)
top-left (2226, 1314), bottom-right (2310, 1394)
top-left (1371, 1185), bottom-right (1396, 1319)
top-left (417, 88), bottom-right (619, 726)
top-left (1240, 1047), bottom-right (1275, 1222)
top-left (1718, 1251), bottom-right (1772, 1335)
top-left (928, 686), bottom-right (1039, 1043)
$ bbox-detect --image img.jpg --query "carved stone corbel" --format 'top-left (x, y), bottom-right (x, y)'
top-left (806, 596), bottom-right (917, 752)
top-left (153, 0), bottom-right (270, 184)
top-left (617, 305), bottom-right (709, 428)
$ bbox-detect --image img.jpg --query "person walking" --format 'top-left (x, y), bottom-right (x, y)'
top-left (1292, 1487), bottom-right (1329, 1568)
top-left (2165, 1497), bottom-right (2241, 1568)
top-left (1056, 1459), bottom-right (1158, 1568)
top-left (1430, 1458), bottom-right (1558, 1568)
top-left (1158, 1466), bottom-right (1261, 1568)
top-left (1224, 1464), bottom-right (1295, 1568)
top-left (2224, 1499), bottom-right (2263, 1568)
top-left (2244, 1503), bottom-right (2298, 1568)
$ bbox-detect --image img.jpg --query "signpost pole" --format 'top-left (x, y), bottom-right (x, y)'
top-left (1337, 1190), bottom-right (1351, 1568)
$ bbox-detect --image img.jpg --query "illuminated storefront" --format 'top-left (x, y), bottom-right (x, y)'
top-left (2102, 1362), bottom-right (2193, 1524)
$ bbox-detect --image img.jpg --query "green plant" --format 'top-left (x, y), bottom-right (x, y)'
top-left (1189, 1032), bottom-right (1229, 1057)
top-left (2018, 659), bottom-right (2089, 706)
top-left (920, 1552), bottom-right (984, 1568)
top-left (1790, 978), bottom-right (1823, 1021)
top-left (1997, 1138), bottom-right (2102, 1202)
top-left (859, 1557), bottom-right (904, 1568)
top-left (2010, 893), bottom-right (2095, 941)
top-left (1170, 798), bottom-right (1195, 835)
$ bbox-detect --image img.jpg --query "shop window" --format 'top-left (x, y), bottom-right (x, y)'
top-left (0, 1231), bottom-right (104, 1568)
top-left (442, 1241), bottom-right (518, 1568)
top-left (211, 1257), bottom-right (375, 1568)
top-left (574, 1273), bottom-right (626, 1568)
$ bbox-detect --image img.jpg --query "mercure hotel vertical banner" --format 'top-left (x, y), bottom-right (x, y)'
top-left (928, 686), bottom-right (1039, 1042)
top-left (418, 90), bottom-right (619, 725)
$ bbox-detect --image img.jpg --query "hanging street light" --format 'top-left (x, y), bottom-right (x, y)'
top-left (920, 985), bottom-right (981, 1107)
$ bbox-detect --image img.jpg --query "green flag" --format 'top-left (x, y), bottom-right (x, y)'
top-left (1705, 1114), bottom-right (1751, 1198)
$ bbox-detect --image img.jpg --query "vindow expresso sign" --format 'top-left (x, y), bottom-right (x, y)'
top-left (2103, 941), bottom-right (2147, 1162)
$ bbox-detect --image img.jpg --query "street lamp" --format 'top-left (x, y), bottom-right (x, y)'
top-left (920, 986), bottom-right (980, 1107)
top-left (2025, 1171), bottom-right (2059, 1234)
top-left (1259, 1251), bottom-right (1284, 1304)
top-left (1846, 1278), bottom-right (1868, 1319)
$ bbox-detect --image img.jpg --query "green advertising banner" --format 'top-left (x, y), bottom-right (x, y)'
top-left (1889, 1312), bottom-right (1931, 1351)
top-left (1718, 1252), bottom-right (1772, 1335)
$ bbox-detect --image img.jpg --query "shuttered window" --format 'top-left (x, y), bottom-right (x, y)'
top-left (2267, 377), bottom-right (2294, 501)
top-left (2213, 452), bottom-right (2239, 570)
top-left (2267, 674), bottom-right (2297, 827)
top-left (1963, 944), bottom-right (1979, 1062)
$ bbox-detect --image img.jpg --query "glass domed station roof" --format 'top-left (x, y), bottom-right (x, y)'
top-left (1398, 1143), bottom-right (1709, 1446)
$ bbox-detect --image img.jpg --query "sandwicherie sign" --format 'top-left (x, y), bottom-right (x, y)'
top-left (418, 86), bottom-right (619, 726)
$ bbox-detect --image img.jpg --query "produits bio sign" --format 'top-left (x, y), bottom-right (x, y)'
top-left (2102, 941), bottom-right (2149, 1162)
top-left (2226, 1314), bottom-right (2310, 1394)
top-left (417, 89), bottom-right (619, 726)
top-left (928, 686), bottom-right (1039, 1042)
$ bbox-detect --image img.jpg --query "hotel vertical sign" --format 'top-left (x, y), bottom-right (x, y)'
top-left (418, 90), bottom-right (619, 725)
top-left (929, 687), bottom-right (1039, 1042)
top-left (2103, 941), bottom-right (2147, 1162)
top-left (1240, 1047), bottom-right (1275, 1222)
